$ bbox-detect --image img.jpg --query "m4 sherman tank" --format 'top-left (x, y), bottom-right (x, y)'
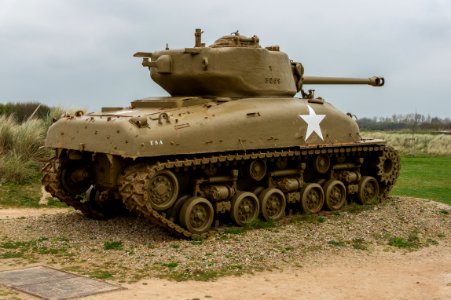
top-left (42, 29), bottom-right (400, 238)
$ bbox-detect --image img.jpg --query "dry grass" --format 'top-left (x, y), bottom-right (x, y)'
top-left (0, 114), bottom-right (55, 184)
top-left (0, 115), bottom-right (15, 155)
top-left (0, 107), bottom-right (76, 184)
top-left (362, 131), bottom-right (451, 155)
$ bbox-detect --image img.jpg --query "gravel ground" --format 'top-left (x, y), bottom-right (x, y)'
top-left (0, 196), bottom-right (449, 285)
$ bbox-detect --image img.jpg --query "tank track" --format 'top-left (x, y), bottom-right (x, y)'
top-left (42, 157), bottom-right (115, 219)
top-left (118, 163), bottom-right (199, 238)
top-left (117, 144), bottom-right (400, 239)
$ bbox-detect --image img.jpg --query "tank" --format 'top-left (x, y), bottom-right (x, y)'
top-left (42, 29), bottom-right (400, 238)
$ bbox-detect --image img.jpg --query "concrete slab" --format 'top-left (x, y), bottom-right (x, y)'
top-left (0, 266), bottom-right (124, 299)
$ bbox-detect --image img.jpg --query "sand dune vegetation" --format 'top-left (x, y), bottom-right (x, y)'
top-left (0, 115), bottom-right (50, 183)
top-left (0, 105), bottom-right (63, 184)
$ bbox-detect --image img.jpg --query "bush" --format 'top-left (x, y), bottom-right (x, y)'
top-left (0, 102), bottom-right (51, 123)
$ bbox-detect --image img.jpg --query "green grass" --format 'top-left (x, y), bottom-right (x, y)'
top-left (385, 230), bottom-right (440, 251)
top-left (327, 239), bottom-right (346, 247)
top-left (103, 241), bottom-right (124, 251)
top-left (223, 227), bottom-right (245, 235)
top-left (352, 238), bottom-right (368, 250)
top-left (388, 236), bottom-right (418, 249)
top-left (245, 218), bottom-right (276, 229)
top-left (388, 231), bottom-right (421, 250)
top-left (392, 155), bottom-right (451, 205)
top-left (0, 252), bottom-right (24, 259)
top-left (170, 243), bottom-right (180, 249)
top-left (294, 213), bottom-right (330, 223)
top-left (164, 262), bottom-right (178, 269)
top-left (0, 182), bottom-right (41, 208)
top-left (89, 270), bottom-right (113, 279)
top-left (0, 236), bottom-right (72, 260)
top-left (0, 182), bottom-right (67, 208)
top-left (0, 241), bottom-right (32, 249)
top-left (168, 270), bottom-right (220, 282)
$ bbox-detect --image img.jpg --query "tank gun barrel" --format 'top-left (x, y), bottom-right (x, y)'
top-left (301, 76), bottom-right (384, 87)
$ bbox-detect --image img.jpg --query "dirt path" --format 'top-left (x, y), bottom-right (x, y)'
top-left (0, 208), bottom-right (70, 220)
top-left (87, 243), bottom-right (451, 300)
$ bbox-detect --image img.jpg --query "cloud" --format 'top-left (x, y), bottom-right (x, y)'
top-left (0, 0), bottom-right (450, 117)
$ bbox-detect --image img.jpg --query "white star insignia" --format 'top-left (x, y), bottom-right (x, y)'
top-left (299, 104), bottom-right (326, 141)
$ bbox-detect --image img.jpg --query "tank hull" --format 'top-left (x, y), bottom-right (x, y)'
top-left (45, 97), bottom-right (362, 158)
top-left (43, 97), bottom-right (399, 239)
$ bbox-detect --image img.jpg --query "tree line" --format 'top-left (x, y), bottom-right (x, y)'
top-left (357, 113), bottom-right (451, 131)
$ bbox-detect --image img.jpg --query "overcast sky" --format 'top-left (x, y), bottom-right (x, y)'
top-left (1, 0), bottom-right (450, 118)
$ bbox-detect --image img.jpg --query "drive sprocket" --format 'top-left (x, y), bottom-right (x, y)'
top-left (374, 146), bottom-right (401, 200)
top-left (377, 146), bottom-right (400, 185)
top-left (42, 157), bottom-right (122, 219)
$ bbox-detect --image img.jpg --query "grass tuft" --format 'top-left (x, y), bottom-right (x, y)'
top-left (245, 218), bottom-right (276, 229)
top-left (89, 270), bottom-right (113, 279)
top-left (388, 231), bottom-right (421, 250)
top-left (103, 241), bottom-right (123, 251)
top-left (352, 238), bottom-right (368, 250)
top-left (224, 227), bottom-right (245, 235)
top-left (0, 252), bottom-right (24, 259)
top-left (294, 214), bottom-right (328, 224)
top-left (327, 239), bottom-right (346, 247)
top-left (164, 262), bottom-right (178, 269)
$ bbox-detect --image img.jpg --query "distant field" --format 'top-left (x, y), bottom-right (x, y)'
top-left (392, 155), bottom-right (451, 205)
top-left (361, 131), bottom-right (451, 156)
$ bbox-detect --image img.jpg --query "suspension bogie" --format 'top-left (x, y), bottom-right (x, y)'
top-left (164, 152), bottom-right (375, 233)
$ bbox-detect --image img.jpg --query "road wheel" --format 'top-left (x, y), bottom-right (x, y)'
top-left (180, 197), bottom-right (214, 234)
top-left (301, 183), bottom-right (324, 214)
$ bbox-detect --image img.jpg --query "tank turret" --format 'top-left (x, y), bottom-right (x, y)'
top-left (134, 29), bottom-right (384, 99)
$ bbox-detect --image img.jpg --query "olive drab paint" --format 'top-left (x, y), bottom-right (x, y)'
top-left (42, 29), bottom-right (400, 237)
top-left (45, 30), bottom-right (384, 158)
